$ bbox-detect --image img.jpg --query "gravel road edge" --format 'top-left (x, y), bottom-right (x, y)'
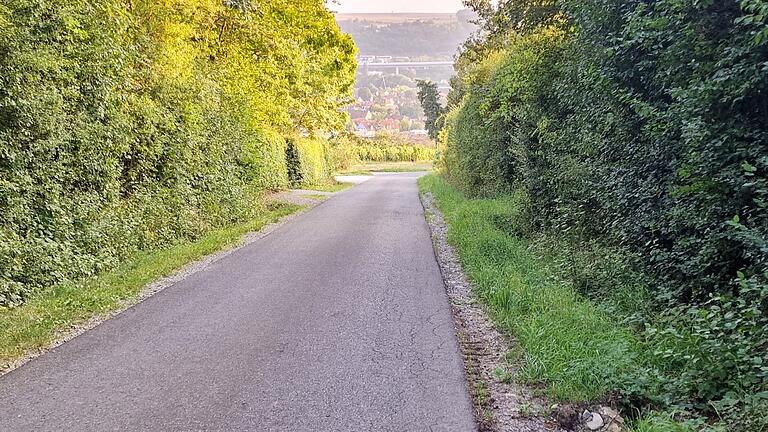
top-left (420, 191), bottom-right (558, 432)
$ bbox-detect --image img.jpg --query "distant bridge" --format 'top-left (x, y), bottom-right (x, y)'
top-left (359, 61), bottom-right (454, 74)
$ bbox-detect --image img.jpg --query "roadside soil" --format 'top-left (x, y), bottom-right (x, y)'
top-left (421, 192), bottom-right (560, 432)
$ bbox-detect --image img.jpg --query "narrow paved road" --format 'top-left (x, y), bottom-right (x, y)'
top-left (0, 173), bottom-right (477, 432)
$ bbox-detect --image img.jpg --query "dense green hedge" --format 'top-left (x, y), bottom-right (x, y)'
top-left (286, 137), bottom-right (334, 187)
top-left (441, 1), bottom-right (768, 429)
top-left (328, 134), bottom-right (436, 171)
top-left (239, 130), bottom-right (290, 190)
top-left (353, 144), bottom-right (434, 164)
top-left (0, 1), bottom-right (355, 307)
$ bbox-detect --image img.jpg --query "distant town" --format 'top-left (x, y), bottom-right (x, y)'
top-left (347, 56), bottom-right (453, 139)
top-left (335, 12), bottom-right (476, 140)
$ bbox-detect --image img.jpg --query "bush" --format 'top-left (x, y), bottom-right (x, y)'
top-left (327, 136), bottom-right (361, 172)
top-left (239, 130), bottom-right (289, 190)
top-left (288, 137), bottom-right (333, 187)
top-left (0, 1), bottom-right (355, 307)
top-left (442, 0), bottom-right (768, 426)
top-left (327, 133), bottom-right (436, 172)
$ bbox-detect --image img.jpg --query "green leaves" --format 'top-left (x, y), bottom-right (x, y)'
top-left (416, 80), bottom-right (445, 141)
top-left (738, 0), bottom-right (768, 45)
top-left (742, 161), bottom-right (759, 174)
top-left (0, 0), bottom-right (354, 306)
top-left (440, 0), bottom-right (768, 427)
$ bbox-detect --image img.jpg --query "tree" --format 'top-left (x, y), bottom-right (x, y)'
top-left (358, 87), bottom-right (373, 101)
top-left (416, 80), bottom-right (445, 140)
top-left (0, 0), bottom-right (356, 306)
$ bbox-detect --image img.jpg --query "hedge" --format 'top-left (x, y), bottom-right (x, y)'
top-left (0, 1), bottom-right (355, 307)
top-left (286, 137), bottom-right (334, 187)
top-left (441, 1), bottom-right (768, 428)
top-left (327, 134), bottom-right (436, 172)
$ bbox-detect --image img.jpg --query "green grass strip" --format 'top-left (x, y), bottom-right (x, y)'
top-left (419, 174), bottom-right (641, 402)
top-left (632, 413), bottom-right (694, 432)
top-left (0, 203), bottom-right (302, 368)
top-left (339, 161), bottom-right (434, 174)
top-left (301, 182), bottom-right (353, 193)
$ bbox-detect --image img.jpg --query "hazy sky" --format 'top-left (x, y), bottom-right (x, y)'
top-left (328, 0), bottom-right (465, 13)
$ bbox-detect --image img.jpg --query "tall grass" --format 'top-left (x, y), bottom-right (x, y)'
top-left (419, 175), bottom-right (642, 401)
top-left (419, 174), bottom-right (767, 430)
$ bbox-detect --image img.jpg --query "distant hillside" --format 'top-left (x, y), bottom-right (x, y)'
top-left (336, 11), bottom-right (477, 58)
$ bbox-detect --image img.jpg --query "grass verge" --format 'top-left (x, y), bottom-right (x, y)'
top-left (301, 181), bottom-right (353, 192)
top-left (340, 161), bottom-right (433, 174)
top-left (419, 174), bottom-right (641, 401)
top-left (419, 174), bottom-right (749, 431)
top-left (632, 413), bottom-right (694, 432)
top-left (0, 202), bottom-right (302, 369)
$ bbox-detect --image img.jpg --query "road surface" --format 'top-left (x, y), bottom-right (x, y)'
top-left (0, 173), bottom-right (476, 432)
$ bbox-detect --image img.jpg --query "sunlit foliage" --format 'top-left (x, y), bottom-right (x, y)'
top-left (0, 0), bottom-right (355, 306)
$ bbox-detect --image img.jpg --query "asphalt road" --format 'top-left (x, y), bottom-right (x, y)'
top-left (0, 173), bottom-right (477, 432)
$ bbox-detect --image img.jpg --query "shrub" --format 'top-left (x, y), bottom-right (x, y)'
top-left (0, 0), bottom-right (355, 307)
top-left (442, 0), bottom-right (768, 426)
top-left (327, 133), bottom-right (436, 172)
top-left (239, 130), bottom-right (289, 190)
top-left (286, 137), bottom-right (335, 187)
top-left (327, 136), bottom-right (361, 172)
